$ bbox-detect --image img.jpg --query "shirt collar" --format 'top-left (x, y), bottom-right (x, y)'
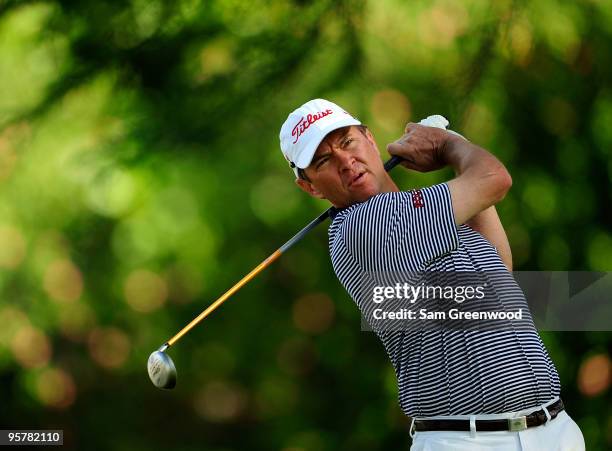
top-left (328, 205), bottom-right (348, 220)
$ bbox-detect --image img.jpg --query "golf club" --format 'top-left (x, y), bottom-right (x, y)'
top-left (147, 155), bottom-right (403, 389)
top-left (146, 114), bottom-right (456, 389)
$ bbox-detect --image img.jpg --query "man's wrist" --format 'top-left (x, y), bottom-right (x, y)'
top-left (439, 133), bottom-right (465, 171)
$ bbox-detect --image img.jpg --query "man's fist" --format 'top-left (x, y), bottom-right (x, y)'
top-left (386, 123), bottom-right (457, 173)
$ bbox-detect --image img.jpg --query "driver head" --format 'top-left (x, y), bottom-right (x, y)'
top-left (148, 344), bottom-right (177, 389)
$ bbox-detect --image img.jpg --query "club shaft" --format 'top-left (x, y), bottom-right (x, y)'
top-left (165, 155), bottom-right (403, 348)
top-left (167, 249), bottom-right (283, 346)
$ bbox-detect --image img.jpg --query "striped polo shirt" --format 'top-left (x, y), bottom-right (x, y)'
top-left (328, 183), bottom-right (561, 417)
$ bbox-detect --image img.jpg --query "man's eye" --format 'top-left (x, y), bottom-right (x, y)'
top-left (316, 158), bottom-right (329, 169)
top-left (343, 138), bottom-right (354, 147)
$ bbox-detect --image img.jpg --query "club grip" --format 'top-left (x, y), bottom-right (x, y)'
top-left (383, 155), bottom-right (403, 172)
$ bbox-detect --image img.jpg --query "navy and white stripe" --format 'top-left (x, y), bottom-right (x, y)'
top-left (328, 183), bottom-right (561, 417)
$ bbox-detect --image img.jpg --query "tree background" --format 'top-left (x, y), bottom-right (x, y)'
top-left (0, 0), bottom-right (610, 449)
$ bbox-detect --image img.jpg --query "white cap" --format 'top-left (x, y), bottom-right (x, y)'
top-left (279, 99), bottom-right (361, 177)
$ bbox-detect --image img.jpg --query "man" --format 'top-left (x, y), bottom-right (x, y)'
top-left (279, 99), bottom-right (585, 450)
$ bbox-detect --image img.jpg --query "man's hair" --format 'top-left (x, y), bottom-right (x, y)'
top-left (297, 124), bottom-right (369, 181)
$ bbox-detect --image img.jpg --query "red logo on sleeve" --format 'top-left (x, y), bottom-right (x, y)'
top-left (412, 189), bottom-right (424, 208)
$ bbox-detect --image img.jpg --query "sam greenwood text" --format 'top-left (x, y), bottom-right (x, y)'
top-left (372, 308), bottom-right (524, 320)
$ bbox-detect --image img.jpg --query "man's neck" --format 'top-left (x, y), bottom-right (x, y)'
top-left (381, 175), bottom-right (400, 193)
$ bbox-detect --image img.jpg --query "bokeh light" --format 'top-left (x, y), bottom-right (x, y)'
top-left (114, 0), bottom-right (162, 48)
top-left (193, 380), bottom-right (247, 423)
top-left (418, 4), bottom-right (468, 49)
top-left (463, 102), bottom-right (497, 145)
top-left (535, 4), bottom-right (582, 63)
top-left (112, 218), bottom-right (161, 264)
top-left (88, 327), bottom-right (131, 369)
top-left (521, 176), bottom-right (559, 223)
top-left (504, 16), bottom-right (533, 66)
top-left (85, 167), bottom-right (137, 218)
top-left (0, 122), bottom-right (29, 181)
top-left (370, 89), bottom-right (411, 133)
top-left (32, 231), bottom-right (70, 270)
top-left (292, 293), bottom-right (335, 334)
top-left (277, 337), bottom-right (317, 376)
top-left (11, 326), bottom-right (51, 369)
top-left (35, 367), bottom-right (77, 409)
top-left (58, 301), bottom-right (96, 342)
top-left (43, 259), bottom-right (84, 303)
top-left (540, 97), bottom-right (577, 137)
top-left (165, 263), bottom-right (204, 304)
top-left (0, 307), bottom-right (29, 351)
top-left (250, 173), bottom-right (300, 225)
top-left (587, 233), bottom-right (612, 270)
top-left (0, 224), bottom-right (26, 269)
top-left (0, 3), bottom-right (67, 116)
top-left (123, 269), bottom-right (167, 313)
top-left (0, 137), bottom-right (17, 181)
top-left (577, 354), bottom-right (611, 397)
top-left (254, 376), bottom-right (299, 419)
top-left (195, 38), bottom-right (236, 83)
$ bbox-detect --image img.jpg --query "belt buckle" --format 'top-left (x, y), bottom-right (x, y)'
top-left (508, 416), bottom-right (527, 431)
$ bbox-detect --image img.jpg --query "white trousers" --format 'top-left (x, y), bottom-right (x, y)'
top-left (409, 398), bottom-right (585, 451)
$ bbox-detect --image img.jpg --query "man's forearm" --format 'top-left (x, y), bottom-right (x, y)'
top-left (442, 135), bottom-right (507, 178)
top-left (442, 134), bottom-right (512, 226)
top-left (387, 125), bottom-right (512, 226)
top-left (466, 206), bottom-right (513, 271)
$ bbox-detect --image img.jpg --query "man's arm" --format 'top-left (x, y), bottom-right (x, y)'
top-left (442, 135), bottom-right (512, 226)
top-left (387, 124), bottom-right (512, 231)
top-left (442, 134), bottom-right (513, 270)
top-left (466, 207), bottom-right (513, 271)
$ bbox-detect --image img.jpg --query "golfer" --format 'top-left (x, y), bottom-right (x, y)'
top-left (279, 99), bottom-right (585, 450)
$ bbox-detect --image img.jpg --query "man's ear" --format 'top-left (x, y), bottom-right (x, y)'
top-left (295, 177), bottom-right (326, 199)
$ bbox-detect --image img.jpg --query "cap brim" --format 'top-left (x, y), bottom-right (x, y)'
top-left (294, 117), bottom-right (362, 169)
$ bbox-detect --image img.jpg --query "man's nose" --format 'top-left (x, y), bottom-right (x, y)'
top-left (336, 149), bottom-right (354, 172)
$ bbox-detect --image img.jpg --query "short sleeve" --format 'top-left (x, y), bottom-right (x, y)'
top-left (339, 183), bottom-right (459, 271)
top-left (404, 183), bottom-right (459, 265)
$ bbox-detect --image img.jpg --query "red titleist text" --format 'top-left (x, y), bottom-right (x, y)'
top-left (412, 189), bottom-right (424, 208)
top-left (292, 109), bottom-right (333, 144)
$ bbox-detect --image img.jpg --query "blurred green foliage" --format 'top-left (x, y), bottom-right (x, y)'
top-left (0, 0), bottom-right (610, 449)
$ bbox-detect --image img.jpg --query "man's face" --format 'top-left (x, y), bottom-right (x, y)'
top-left (296, 126), bottom-right (397, 208)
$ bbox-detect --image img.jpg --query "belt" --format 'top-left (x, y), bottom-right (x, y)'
top-left (413, 398), bottom-right (565, 432)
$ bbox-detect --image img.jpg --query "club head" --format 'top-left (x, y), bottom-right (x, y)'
top-left (148, 344), bottom-right (177, 389)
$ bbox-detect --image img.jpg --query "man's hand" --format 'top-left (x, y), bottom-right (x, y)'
top-left (386, 123), bottom-right (460, 172)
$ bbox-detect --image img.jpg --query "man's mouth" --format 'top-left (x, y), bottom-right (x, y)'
top-left (348, 172), bottom-right (366, 188)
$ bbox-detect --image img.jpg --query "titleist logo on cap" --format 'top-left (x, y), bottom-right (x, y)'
top-left (291, 109), bottom-right (333, 144)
